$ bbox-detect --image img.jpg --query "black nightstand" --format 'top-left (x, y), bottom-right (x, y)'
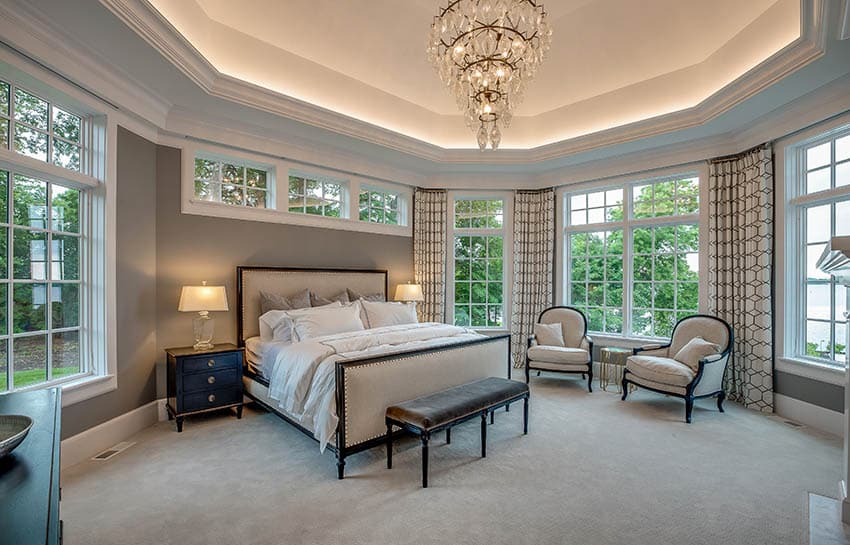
top-left (165, 343), bottom-right (244, 432)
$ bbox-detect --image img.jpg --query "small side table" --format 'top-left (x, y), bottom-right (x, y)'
top-left (599, 347), bottom-right (634, 393)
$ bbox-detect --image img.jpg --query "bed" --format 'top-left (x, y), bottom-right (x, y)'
top-left (237, 266), bottom-right (511, 479)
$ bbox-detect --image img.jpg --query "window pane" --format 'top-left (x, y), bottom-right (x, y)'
top-left (455, 282), bottom-right (470, 304)
top-left (807, 244), bottom-right (828, 280)
top-left (195, 159), bottom-right (217, 180)
top-left (0, 340), bottom-right (6, 392)
top-left (221, 184), bottom-right (242, 206)
top-left (807, 142), bottom-right (831, 170)
top-left (838, 200), bottom-right (850, 236)
top-left (14, 124), bottom-right (48, 162)
top-left (13, 175), bottom-right (47, 228)
top-left (587, 191), bottom-right (604, 208)
top-left (835, 284), bottom-right (846, 323)
top-left (806, 283), bottom-right (831, 320)
top-left (52, 284), bottom-right (79, 328)
top-left (14, 89), bottom-right (48, 129)
top-left (454, 306), bottom-right (470, 326)
top-left (0, 81), bottom-right (8, 116)
top-left (471, 305), bottom-right (487, 327)
top-left (289, 176), bottom-right (304, 195)
top-left (14, 229), bottom-right (47, 280)
top-left (13, 334), bottom-right (47, 388)
top-left (0, 284), bottom-right (6, 335)
top-left (0, 119), bottom-right (8, 149)
top-left (807, 205), bottom-right (830, 243)
top-left (570, 194), bottom-right (585, 210)
top-left (14, 283), bottom-right (47, 332)
top-left (50, 140), bottom-right (81, 172)
top-left (195, 181), bottom-right (218, 202)
top-left (245, 168), bottom-right (267, 189)
top-left (52, 330), bottom-right (80, 379)
top-left (221, 163), bottom-right (243, 185)
top-left (806, 320), bottom-right (832, 358)
top-left (806, 167), bottom-right (830, 193)
top-left (837, 135), bottom-right (850, 162)
top-left (53, 235), bottom-right (80, 281)
top-left (51, 185), bottom-right (79, 233)
top-left (0, 171), bottom-right (6, 222)
top-left (52, 107), bottom-right (81, 143)
top-left (837, 162), bottom-right (850, 188)
top-left (245, 189), bottom-right (267, 208)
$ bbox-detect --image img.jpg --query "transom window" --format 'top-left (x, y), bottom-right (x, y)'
top-left (359, 187), bottom-right (401, 225)
top-left (194, 157), bottom-right (270, 208)
top-left (288, 172), bottom-right (345, 218)
top-left (565, 175), bottom-right (700, 338)
top-left (0, 170), bottom-right (83, 391)
top-left (452, 198), bottom-right (505, 328)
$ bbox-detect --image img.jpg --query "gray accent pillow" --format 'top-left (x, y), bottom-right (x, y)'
top-left (346, 288), bottom-right (384, 302)
top-left (259, 289), bottom-right (311, 315)
top-left (310, 290), bottom-right (351, 307)
top-left (534, 322), bottom-right (565, 347)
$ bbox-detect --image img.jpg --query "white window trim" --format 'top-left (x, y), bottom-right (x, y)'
top-left (556, 163), bottom-right (709, 342)
top-left (776, 111), bottom-right (850, 379)
top-left (194, 150), bottom-right (276, 210)
top-left (0, 59), bottom-right (116, 405)
top-left (178, 139), bottom-right (412, 237)
top-left (358, 183), bottom-right (409, 227)
top-left (446, 190), bottom-right (514, 332)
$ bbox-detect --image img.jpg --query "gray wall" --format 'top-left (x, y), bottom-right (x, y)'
top-left (153, 145), bottom-right (414, 394)
top-left (775, 371), bottom-right (844, 413)
top-left (61, 127), bottom-right (158, 438)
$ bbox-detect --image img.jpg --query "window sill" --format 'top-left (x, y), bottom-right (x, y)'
top-left (59, 373), bottom-right (117, 407)
top-left (776, 357), bottom-right (845, 386)
top-left (585, 332), bottom-right (670, 349)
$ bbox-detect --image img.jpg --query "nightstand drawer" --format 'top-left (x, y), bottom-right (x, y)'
top-left (181, 387), bottom-right (242, 413)
top-left (182, 367), bottom-right (240, 393)
top-left (181, 352), bottom-right (241, 374)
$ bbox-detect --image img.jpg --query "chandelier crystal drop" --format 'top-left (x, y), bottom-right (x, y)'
top-left (426, 0), bottom-right (552, 150)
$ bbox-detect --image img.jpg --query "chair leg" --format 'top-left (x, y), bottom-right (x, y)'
top-left (525, 362), bottom-right (530, 383)
top-left (685, 396), bottom-right (694, 424)
top-left (587, 366), bottom-right (593, 393)
top-left (523, 396), bottom-right (529, 435)
top-left (717, 391), bottom-right (726, 413)
top-left (621, 375), bottom-right (629, 401)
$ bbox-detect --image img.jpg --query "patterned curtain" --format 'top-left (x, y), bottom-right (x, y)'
top-left (413, 188), bottom-right (448, 323)
top-left (510, 188), bottom-right (555, 367)
top-left (707, 144), bottom-right (774, 412)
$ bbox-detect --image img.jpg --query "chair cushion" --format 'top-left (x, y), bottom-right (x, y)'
top-left (626, 356), bottom-right (695, 387)
top-left (527, 345), bottom-right (589, 365)
top-left (534, 322), bottom-right (565, 347)
top-left (673, 336), bottom-right (720, 372)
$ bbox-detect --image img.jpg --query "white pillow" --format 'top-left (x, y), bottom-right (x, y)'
top-left (258, 302), bottom-right (342, 342)
top-left (361, 300), bottom-right (418, 329)
top-left (673, 336), bottom-right (721, 371)
top-left (290, 301), bottom-right (365, 341)
top-left (533, 322), bottom-right (565, 347)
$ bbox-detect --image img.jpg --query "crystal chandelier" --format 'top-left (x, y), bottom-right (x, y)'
top-left (426, 0), bottom-right (552, 150)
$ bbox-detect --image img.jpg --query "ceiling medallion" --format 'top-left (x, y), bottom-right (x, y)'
top-left (427, 0), bottom-right (552, 150)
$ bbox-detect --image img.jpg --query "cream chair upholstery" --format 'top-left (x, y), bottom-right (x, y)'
top-left (621, 315), bottom-right (733, 423)
top-left (525, 306), bottom-right (593, 392)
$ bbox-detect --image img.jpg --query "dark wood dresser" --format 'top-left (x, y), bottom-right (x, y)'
top-left (0, 388), bottom-right (62, 545)
top-left (165, 343), bottom-right (244, 432)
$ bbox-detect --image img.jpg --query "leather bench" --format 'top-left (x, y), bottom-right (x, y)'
top-left (385, 377), bottom-right (530, 487)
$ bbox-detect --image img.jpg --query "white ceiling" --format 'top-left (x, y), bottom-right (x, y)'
top-left (144, 0), bottom-right (801, 149)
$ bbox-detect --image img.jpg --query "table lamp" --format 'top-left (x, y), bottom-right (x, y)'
top-left (178, 281), bottom-right (229, 350)
top-left (394, 282), bottom-right (424, 306)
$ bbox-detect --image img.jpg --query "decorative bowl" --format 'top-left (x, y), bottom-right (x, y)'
top-left (0, 415), bottom-right (33, 458)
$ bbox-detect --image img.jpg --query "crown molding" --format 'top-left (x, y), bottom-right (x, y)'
top-left (100, 0), bottom-right (828, 165)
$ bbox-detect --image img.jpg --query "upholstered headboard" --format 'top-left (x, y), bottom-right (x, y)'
top-left (236, 267), bottom-right (388, 346)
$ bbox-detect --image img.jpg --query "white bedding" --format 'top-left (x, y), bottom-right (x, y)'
top-left (264, 322), bottom-right (483, 451)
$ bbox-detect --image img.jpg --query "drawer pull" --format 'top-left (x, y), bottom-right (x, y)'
top-left (207, 359), bottom-right (215, 368)
top-left (207, 376), bottom-right (216, 385)
top-left (208, 394), bottom-right (216, 403)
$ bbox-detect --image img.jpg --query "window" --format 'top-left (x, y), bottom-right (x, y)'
top-left (288, 172), bottom-right (345, 218)
top-left (565, 175), bottom-right (700, 338)
top-left (194, 157), bottom-right (270, 208)
top-left (787, 129), bottom-right (850, 365)
top-left (1, 79), bottom-right (85, 173)
top-left (0, 170), bottom-right (83, 392)
top-left (452, 198), bottom-right (505, 328)
top-left (359, 187), bottom-right (401, 225)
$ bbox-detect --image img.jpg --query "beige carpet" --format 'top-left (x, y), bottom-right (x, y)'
top-left (62, 377), bottom-right (841, 545)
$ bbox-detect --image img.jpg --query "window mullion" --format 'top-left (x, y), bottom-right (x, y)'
top-left (46, 181), bottom-right (52, 383)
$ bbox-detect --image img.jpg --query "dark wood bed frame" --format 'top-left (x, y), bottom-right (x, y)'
top-left (236, 266), bottom-right (511, 478)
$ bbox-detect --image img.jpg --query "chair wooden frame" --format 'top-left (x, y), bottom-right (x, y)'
top-left (525, 306), bottom-right (594, 392)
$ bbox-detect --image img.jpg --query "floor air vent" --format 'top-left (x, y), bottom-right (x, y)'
top-left (92, 441), bottom-right (136, 461)
top-left (783, 420), bottom-right (803, 428)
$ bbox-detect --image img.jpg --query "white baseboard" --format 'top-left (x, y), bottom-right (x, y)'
top-left (61, 398), bottom-right (167, 469)
top-left (774, 393), bottom-right (844, 437)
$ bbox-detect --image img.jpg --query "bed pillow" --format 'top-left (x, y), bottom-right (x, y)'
top-left (290, 301), bottom-right (365, 341)
top-left (259, 289), bottom-right (311, 315)
top-left (258, 302), bottom-right (342, 342)
top-left (346, 288), bottom-right (384, 302)
top-left (361, 300), bottom-right (418, 329)
top-left (533, 322), bottom-right (565, 347)
top-left (673, 337), bottom-right (721, 372)
top-left (310, 290), bottom-right (350, 307)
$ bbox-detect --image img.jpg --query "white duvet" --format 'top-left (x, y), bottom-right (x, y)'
top-left (266, 322), bottom-right (483, 451)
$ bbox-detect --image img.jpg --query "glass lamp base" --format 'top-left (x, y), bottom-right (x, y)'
top-left (192, 312), bottom-right (215, 351)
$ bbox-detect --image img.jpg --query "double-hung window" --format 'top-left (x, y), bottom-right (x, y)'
top-left (451, 198), bottom-right (506, 328)
top-left (565, 175), bottom-right (700, 338)
top-left (786, 129), bottom-right (850, 365)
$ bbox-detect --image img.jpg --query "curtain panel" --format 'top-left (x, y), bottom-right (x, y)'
top-left (707, 144), bottom-right (774, 412)
top-left (413, 188), bottom-right (448, 323)
top-left (510, 188), bottom-right (555, 367)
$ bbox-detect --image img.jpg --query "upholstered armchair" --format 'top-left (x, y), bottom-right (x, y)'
top-left (525, 306), bottom-right (594, 392)
top-left (621, 315), bottom-right (733, 423)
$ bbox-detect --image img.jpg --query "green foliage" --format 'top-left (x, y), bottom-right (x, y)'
top-left (806, 342), bottom-right (847, 359)
top-left (454, 233), bottom-right (504, 327)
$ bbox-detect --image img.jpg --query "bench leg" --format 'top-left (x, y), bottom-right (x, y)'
top-left (386, 424), bottom-right (393, 469)
top-left (446, 428), bottom-right (451, 444)
top-left (523, 396), bottom-right (529, 435)
top-left (421, 433), bottom-right (430, 488)
top-left (480, 412), bottom-right (487, 458)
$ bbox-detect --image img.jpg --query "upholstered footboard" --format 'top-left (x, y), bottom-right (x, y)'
top-left (333, 334), bottom-right (510, 478)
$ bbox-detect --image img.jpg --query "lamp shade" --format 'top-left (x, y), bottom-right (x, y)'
top-left (178, 285), bottom-right (229, 312)
top-left (394, 283), bottom-right (424, 302)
